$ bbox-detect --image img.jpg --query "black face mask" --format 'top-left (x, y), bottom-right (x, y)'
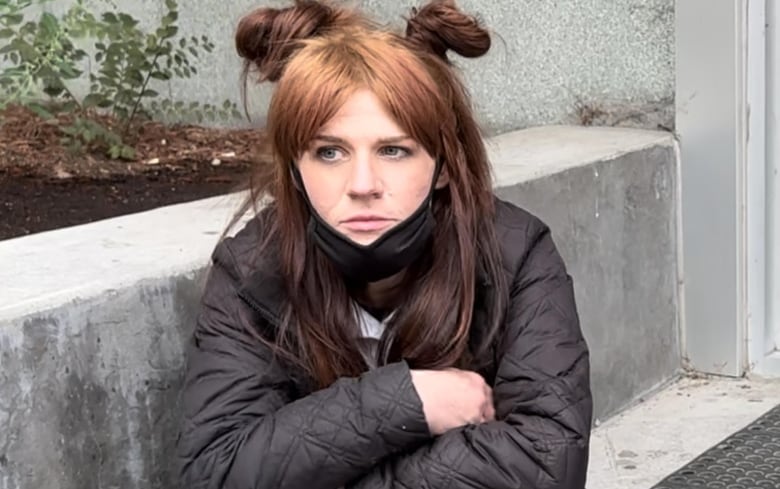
top-left (291, 162), bottom-right (440, 284)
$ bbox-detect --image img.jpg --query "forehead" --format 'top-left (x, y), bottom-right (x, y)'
top-left (315, 90), bottom-right (408, 139)
top-left (271, 35), bottom-right (447, 160)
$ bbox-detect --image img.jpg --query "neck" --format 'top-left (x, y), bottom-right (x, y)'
top-left (356, 270), bottom-right (406, 311)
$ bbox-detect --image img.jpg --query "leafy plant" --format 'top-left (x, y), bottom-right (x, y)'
top-left (60, 116), bottom-right (135, 160)
top-left (0, 0), bottom-right (84, 117)
top-left (0, 0), bottom-right (241, 160)
top-left (148, 98), bottom-right (244, 125)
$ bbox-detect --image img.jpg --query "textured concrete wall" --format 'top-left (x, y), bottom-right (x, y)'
top-left (493, 140), bottom-right (680, 418)
top-left (0, 275), bottom-right (202, 489)
top-left (0, 126), bottom-right (679, 488)
top-left (17, 0), bottom-right (674, 133)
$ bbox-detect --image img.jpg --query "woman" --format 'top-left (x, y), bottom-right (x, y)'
top-left (176, 1), bottom-right (592, 488)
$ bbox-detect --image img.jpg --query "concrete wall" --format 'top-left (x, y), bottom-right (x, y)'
top-left (489, 127), bottom-right (680, 417)
top-left (0, 126), bottom-right (680, 488)
top-left (0, 194), bottom-right (248, 489)
top-left (15, 0), bottom-right (674, 133)
top-left (0, 275), bottom-right (203, 489)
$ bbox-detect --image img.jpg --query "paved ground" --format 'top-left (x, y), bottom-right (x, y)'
top-left (586, 374), bottom-right (780, 489)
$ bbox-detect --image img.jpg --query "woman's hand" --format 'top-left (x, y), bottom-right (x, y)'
top-left (410, 368), bottom-right (495, 436)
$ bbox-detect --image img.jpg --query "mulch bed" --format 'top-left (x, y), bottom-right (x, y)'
top-left (0, 105), bottom-right (266, 240)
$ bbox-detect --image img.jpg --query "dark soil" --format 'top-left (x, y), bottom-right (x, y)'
top-left (0, 105), bottom-right (266, 240)
top-left (0, 165), bottom-right (248, 240)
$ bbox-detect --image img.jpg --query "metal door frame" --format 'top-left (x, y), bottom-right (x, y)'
top-left (763, 0), bottom-right (780, 375)
top-left (676, 0), bottom-right (778, 377)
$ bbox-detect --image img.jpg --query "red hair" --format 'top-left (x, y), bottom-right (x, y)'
top-left (234, 0), bottom-right (507, 388)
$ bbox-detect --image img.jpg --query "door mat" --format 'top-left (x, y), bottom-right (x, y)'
top-left (651, 402), bottom-right (780, 489)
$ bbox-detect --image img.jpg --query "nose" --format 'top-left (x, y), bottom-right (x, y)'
top-left (346, 155), bottom-right (382, 198)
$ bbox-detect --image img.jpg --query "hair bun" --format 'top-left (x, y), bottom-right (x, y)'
top-left (405, 0), bottom-right (491, 62)
top-left (236, 0), bottom-right (359, 82)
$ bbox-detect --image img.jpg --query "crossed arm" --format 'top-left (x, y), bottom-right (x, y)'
top-left (346, 229), bottom-right (592, 488)
top-left (176, 223), bottom-right (592, 489)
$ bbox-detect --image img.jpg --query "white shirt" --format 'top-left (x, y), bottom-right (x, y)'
top-left (354, 305), bottom-right (394, 368)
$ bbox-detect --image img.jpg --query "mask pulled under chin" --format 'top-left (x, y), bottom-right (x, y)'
top-left (307, 195), bottom-right (436, 283)
top-left (292, 163), bottom-right (440, 284)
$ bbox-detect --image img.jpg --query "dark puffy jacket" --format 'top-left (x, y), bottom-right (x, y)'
top-left (176, 198), bottom-right (593, 489)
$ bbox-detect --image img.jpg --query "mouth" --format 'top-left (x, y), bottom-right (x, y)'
top-left (340, 215), bottom-right (396, 232)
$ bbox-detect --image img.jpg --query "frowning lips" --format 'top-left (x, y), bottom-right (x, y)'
top-left (339, 214), bottom-right (397, 232)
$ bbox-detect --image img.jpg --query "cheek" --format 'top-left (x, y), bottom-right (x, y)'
top-left (391, 175), bottom-right (433, 217)
top-left (299, 169), bottom-right (342, 223)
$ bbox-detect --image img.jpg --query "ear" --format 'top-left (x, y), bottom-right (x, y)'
top-left (434, 163), bottom-right (450, 189)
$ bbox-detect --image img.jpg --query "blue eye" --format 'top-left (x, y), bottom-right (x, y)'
top-left (381, 146), bottom-right (410, 158)
top-left (316, 147), bottom-right (344, 162)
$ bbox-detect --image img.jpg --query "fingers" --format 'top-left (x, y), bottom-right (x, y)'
top-left (483, 401), bottom-right (496, 422)
top-left (472, 391), bottom-right (494, 424)
top-left (477, 382), bottom-right (495, 423)
top-left (483, 382), bottom-right (495, 420)
top-left (475, 402), bottom-right (495, 423)
top-left (483, 382), bottom-right (492, 401)
top-left (450, 369), bottom-right (497, 425)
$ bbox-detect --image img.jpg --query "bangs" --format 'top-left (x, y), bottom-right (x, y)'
top-left (267, 30), bottom-right (449, 163)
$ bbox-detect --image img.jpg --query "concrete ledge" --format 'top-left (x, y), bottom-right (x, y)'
top-left (490, 127), bottom-right (680, 418)
top-left (0, 192), bottom-right (247, 321)
top-left (0, 125), bottom-right (679, 488)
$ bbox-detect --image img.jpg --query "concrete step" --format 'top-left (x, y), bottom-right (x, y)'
top-left (586, 374), bottom-right (780, 489)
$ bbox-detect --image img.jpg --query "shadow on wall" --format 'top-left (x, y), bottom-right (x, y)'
top-left (0, 272), bottom-right (204, 489)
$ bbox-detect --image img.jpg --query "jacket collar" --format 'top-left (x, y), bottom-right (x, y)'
top-left (238, 264), bottom-right (286, 326)
top-left (237, 250), bottom-right (499, 382)
top-left (237, 257), bottom-right (493, 327)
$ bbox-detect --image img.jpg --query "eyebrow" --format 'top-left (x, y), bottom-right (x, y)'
top-left (312, 134), bottom-right (414, 145)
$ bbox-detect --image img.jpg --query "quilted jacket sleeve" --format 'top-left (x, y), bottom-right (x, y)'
top-left (175, 242), bottom-right (431, 489)
top-left (346, 219), bottom-right (593, 489)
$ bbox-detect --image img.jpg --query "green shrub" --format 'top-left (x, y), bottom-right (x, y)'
top-left (0, 0), bottom-right (241, 160)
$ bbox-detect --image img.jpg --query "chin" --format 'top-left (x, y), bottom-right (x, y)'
top-left (341, 230), bottom-right (383, 246)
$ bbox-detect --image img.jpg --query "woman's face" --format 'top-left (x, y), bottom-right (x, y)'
top-left (296, 89), bottom-right (448, 245)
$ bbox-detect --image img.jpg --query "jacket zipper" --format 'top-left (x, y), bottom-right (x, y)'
top-left (237, 290), bottom-right (280, 328)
